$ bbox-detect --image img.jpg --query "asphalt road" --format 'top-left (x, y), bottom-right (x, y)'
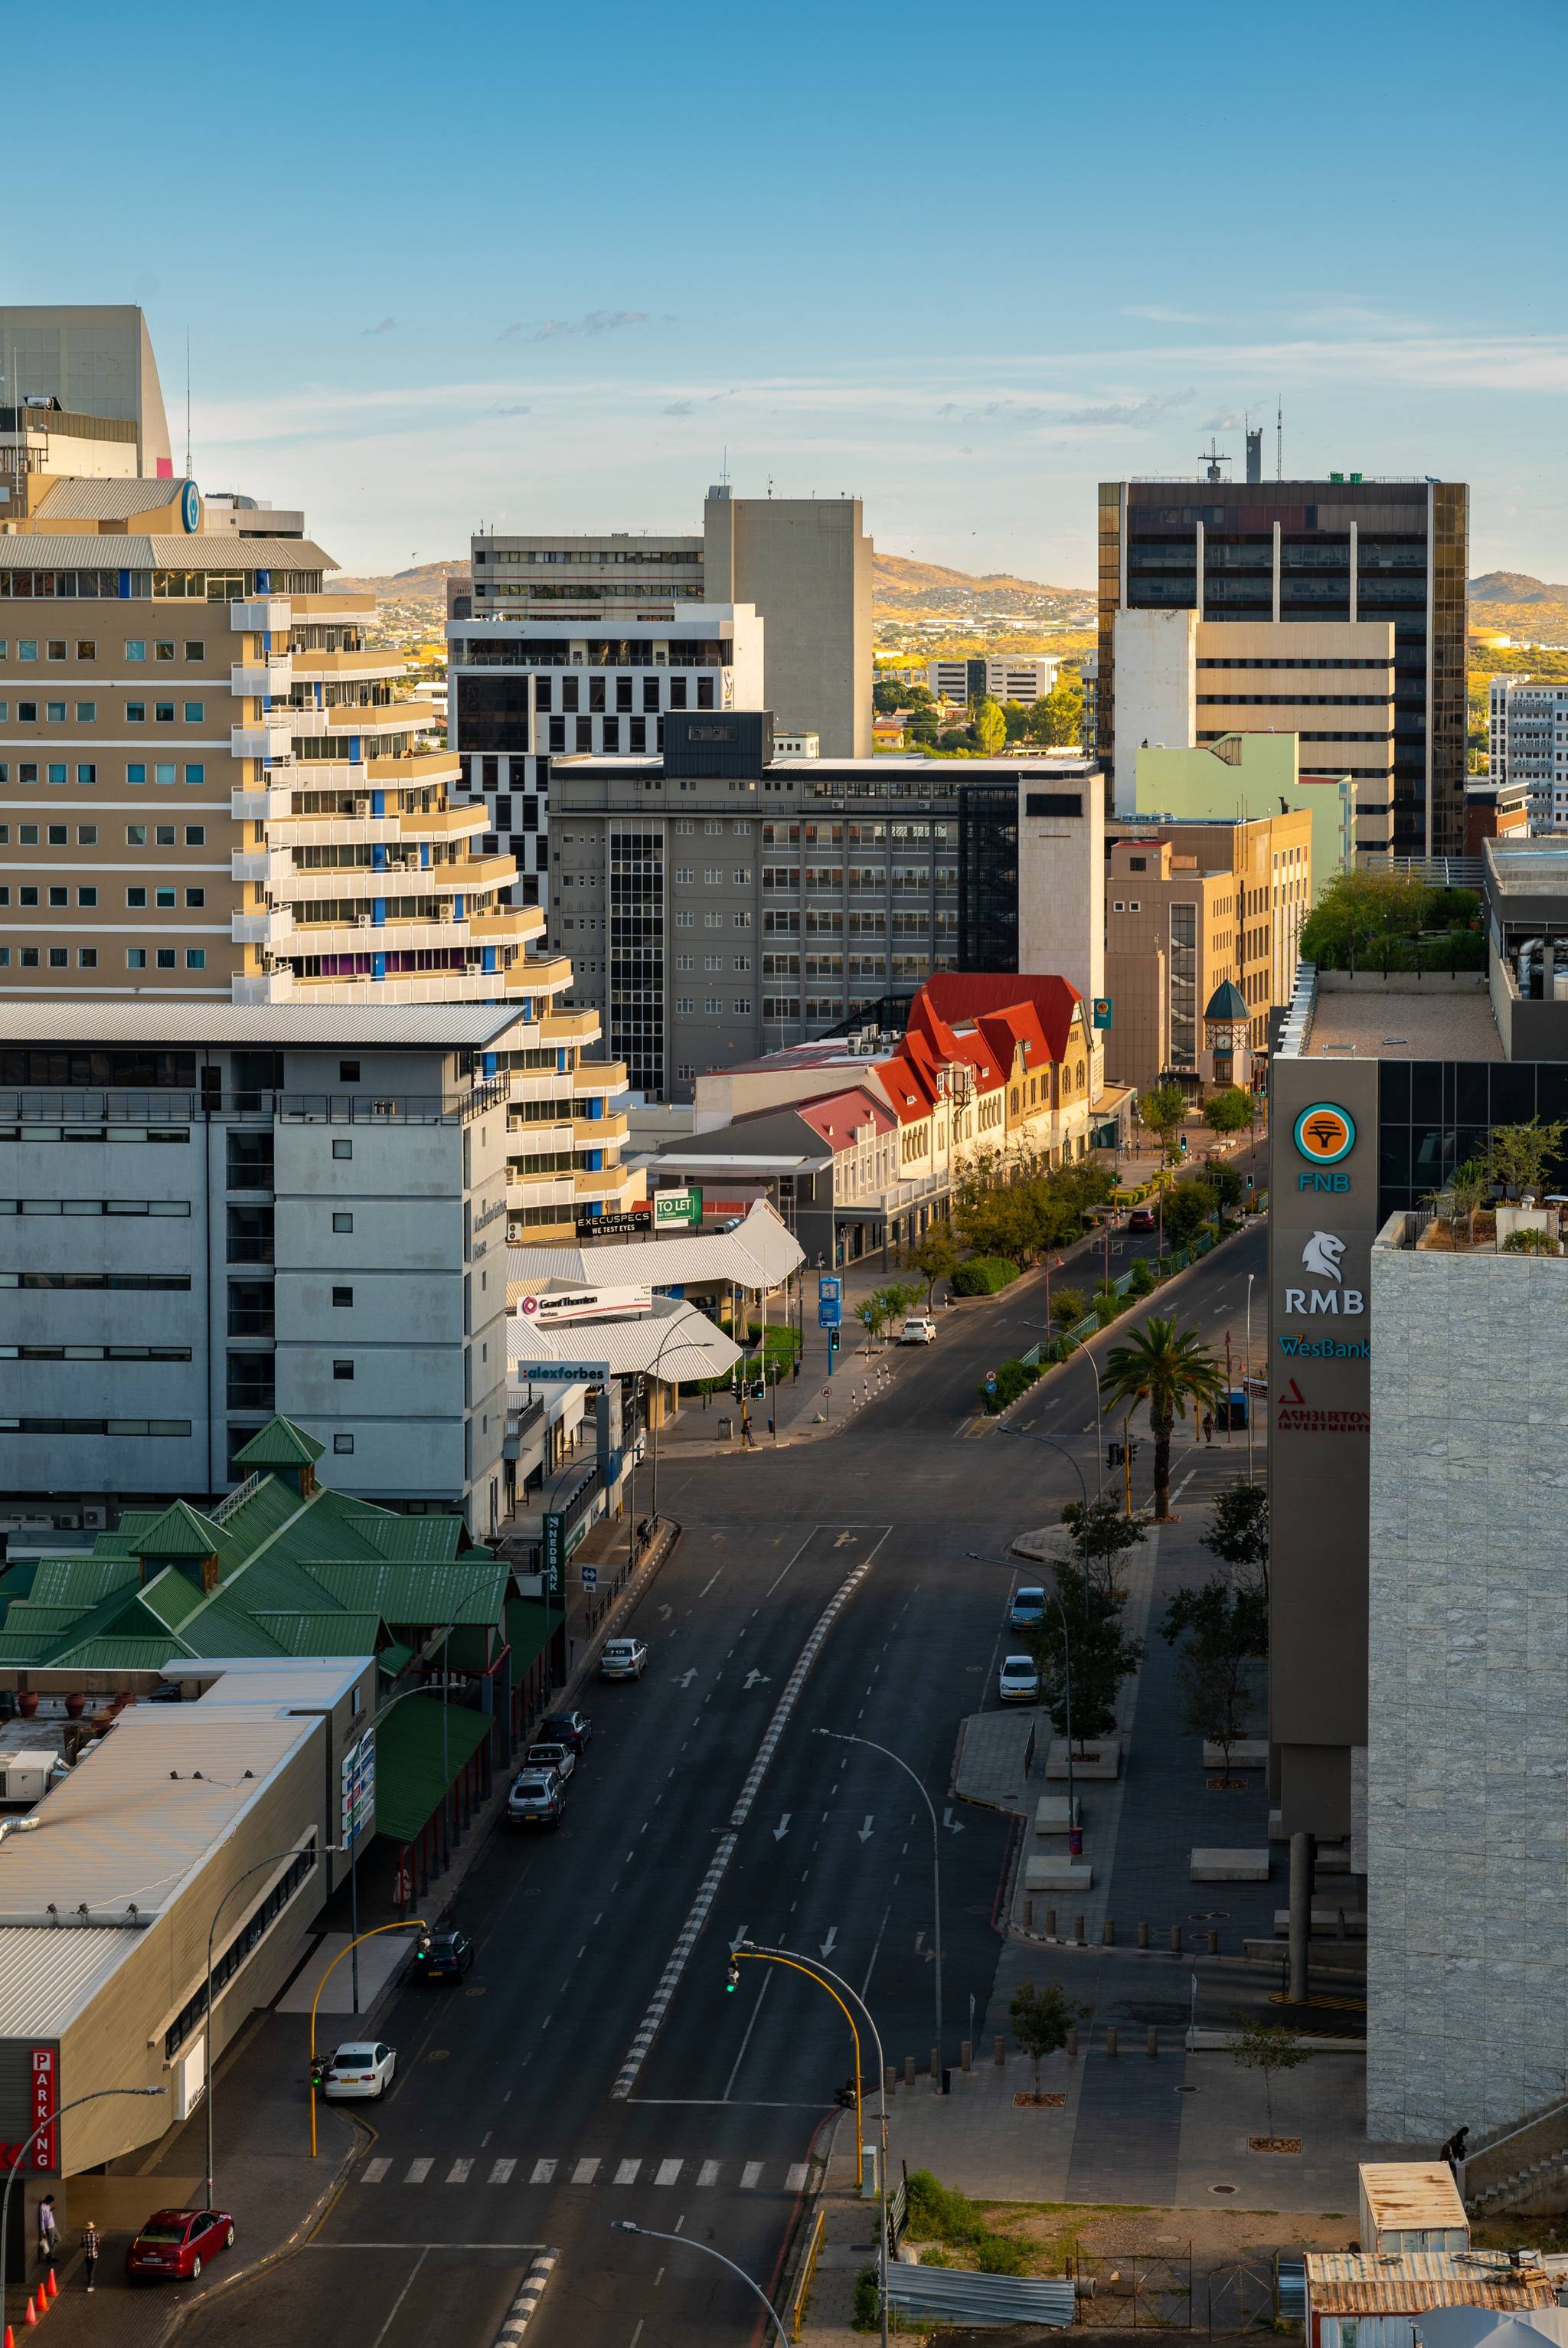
top-left (184, 1204), bottom-right (1272, 2348)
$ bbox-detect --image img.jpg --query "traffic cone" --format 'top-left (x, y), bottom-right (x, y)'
top-left (23, 2295), bottom-right (36, 2326)
top-left (44, 2271), bottom-right (56, 2304)
top-left (8, 2317), bottom-right (17, 2346)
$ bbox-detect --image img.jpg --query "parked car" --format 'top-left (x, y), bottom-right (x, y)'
top-left (998, 1653), bottom-right (1041, 1705)
top-left (508, 1768), bottom-right (565, 1829)
top-left (1127, 1205), bottom-right (1158, 1234)
top-left (1008, 1585), bottom-right (1047, 1630)
top-left (527, 1739), bottom-right (577, 1784)
top-left (599, 1637), bottom-right (648, 1680)
top-left (125, 2208), bottom-right (235, 2284)
top-left (413, 1928), bottom-right (474, 1983)
top-left (321, 2042), bottom-right (397, 2101)
top-left (900, 1316), bottom-right (937, 1345)
top-left (537, 1709), bottom-right (592, 1753)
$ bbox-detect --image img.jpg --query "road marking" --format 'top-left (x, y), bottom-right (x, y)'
top-left (697, 2160), bottom-right (720, 2187)
top-left (572, 2157), bottom-right (600, 2184)
top-left (406, 2158), bottom-right (432, 2183)
top-left (490, 2158), bottom-right (516, 2184)
top-left (740, 2162), bottom-right (763, 2189)
top-left (531, 2160), bottom-right (557, 2185)
top-left (655, 2159), bottom-right (683, 2186)
top-left (611, 1537), bottom-right (890, 2103)
top-left (723, 1964), bottom-right (773, 2101)
top-left (786, 2163), bottom-right (808, 2192)
top-left (615, 2159), bottom-right (642, 2185)
top-left (856, 1813), bottom-right (874, 1843)
top-left (361, 2157), bottom-right (390, 2183)
top-left (368, 2245), bottom-right (428, 2348)
top-left (629, 2323), bottom-right (644, 2348)
top-left (771, 1813), bottom-right (791, 1842)
top-left (819, 1925), bottom-right (838, 1959)
top-left (697, 1571), bottom-right (724, 1597)
top-left (861, 1903), bottom-right (892, 1999)
top-left (446, 2157), bottom-right (472, 2183)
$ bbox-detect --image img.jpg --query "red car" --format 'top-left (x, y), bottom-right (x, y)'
top-left (1127, 1205), bottom-right (1158, 1233)
top-left (125, 2206), bottom-right (234, 2283)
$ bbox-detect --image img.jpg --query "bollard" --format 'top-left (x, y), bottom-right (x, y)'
top-left (930, 2048), bottom-right (940, 2085)
top-left (904, 2055), bottom-right (916, 2087)
top-left (1024, 1896), bottom-right (1034, 1931)
top-left (1044, 1908), bottom-right (1057, 1938)
top-left (1169, 1923), bottom-right (1181, 1953)
top-left (1138, 1919), bottom-right (1149, 1949)
top-left (993, 2034), bottom-right (1005, 2067)
top-left (961, 2039), bottom-right (972, 2074)
top-left (1106, 2025), bottom-right (1119, 2058)
top-left (884, 2065), bottom-right (897, 2097)
top-left (1067, 2025), bottom-right (1079, 2060)
top-left (1147, 2025), bottom-right (1158, 2058)
top-left (1102, 1917), bottom-right (1115, 1947)
top-left (1073, 1912), bottom-right (1086, 1943)
top-left (1207, 1928), bottom-right (1220, 1957)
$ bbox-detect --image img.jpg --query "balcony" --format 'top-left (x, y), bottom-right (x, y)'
top-left (230, 784), bottom-right (295, 822)
top-left (280, 970), bottom-right (540, 1007)
top-left (400, 804), bottom-right (488, 842)
top-left (231, 849), bottom-right (294, 888)
top-left (541, 1009), bottom-right (602, 1044)
top-left (369, 751), bottom-right (461, 783)
top-left (573, 1059), bottom-right (627, 1096)
top-left (232, 721), bottom-right (295, 762)
top-left (230, 597), bottom-right (292, 633)
top-left (291, 649), bottom-right (405, 681)
top-left (290, 593), bottom-right (374, 623)
top-left (230, 656), bottom-right (293, 698)
top-left (230, 906), bottom-right (295, 947)
top-left (508, 1122), bottom-right (575, 1156)
top-left (506, 1174), bottom-right (575, 1209)
top-left (574, 1165), bottom-right (641, 1199)
top-left (231, 970), bottom-right (296, 1006)
top-left (576, 1110), bottom-right (629, 1146)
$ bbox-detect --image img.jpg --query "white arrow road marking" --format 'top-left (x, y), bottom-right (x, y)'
top-left (832, 1532), bottom-right (858, 1548)
top-left (772, 1814), bottom-right (791, 1843)
top-left (942, 1807), bottom-right (965, 1834)
top-left (675, 1669), bottom-right (697, 1689)
top-left (658, 1604), bottom-right (673, 1619)
top-left (819, 1925), bottom-right (838, 1960)
top-left (856, 1815), bottom-right (874, 1844)
top-left (743, 1669), bottom-right (771, 1689)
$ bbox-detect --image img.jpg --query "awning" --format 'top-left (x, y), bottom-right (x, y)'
top-left (372, 1694), bottom-right (492, 1843)
top-left (506, 1597), bottom-right (563, 1678)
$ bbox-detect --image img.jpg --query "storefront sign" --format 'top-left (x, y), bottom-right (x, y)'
top-left (340, 1735), bottom-right (374, 1847)
top-left (1277, 1333), bottom-right (1370, 1359)
top-left (575, 1211), bottom-right (650, 1239)
top-left (521, 1285), bottom-right (652, 1325)
top-left (654, 1187), bottom-right (704, 1227)
top-left (1292, 1101), bottom-right (1356, 1166)
top-left (1092, 997), bottom-right (1113, 1030)
top-left (1275, 1376), bottom-right (1370, 1435)
top-left (31, 2049), bottom-right (56, 2172)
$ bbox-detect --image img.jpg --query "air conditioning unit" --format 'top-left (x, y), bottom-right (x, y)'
top-left (82, 1506), bottom-right (107, 1530)
top-left (352, 799), bottom-right (371, 818)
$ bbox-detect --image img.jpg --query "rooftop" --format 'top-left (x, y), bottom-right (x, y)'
top-left (0, 535), bottom-right (334, 571)
top-left (1303, 2254), bottom-right (1554, 2317)
top-left (0, 1002), bottom-right (536, 1048)
top-left (1298, 986), bottom-right (1504, 1063)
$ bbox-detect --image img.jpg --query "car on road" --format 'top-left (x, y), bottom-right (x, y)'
top-left (508, 1768), bottom-right (565, 1828)
top-left (1127, 1205), bottom-right (1158, 1234)
top-left (527, 1738), bottom-right (577, 1784)
top-left (1008, 1585), bottom-right (1047, 1629)
top-left (413, 1928), bottom-right (474, 1983)
top-left (998, 1653), bottom-right (1041, 1704)
top-left (125, 2208), bottom-right (235, 2284)
top-left (537, 1709), bottom-right (592, 1753)
top-left (599, 1637), bottom-right (648, 1680)
top-left (900, 1315), bottom-right (937, 1345)
top-left (321, 2042), bottom-right (397, 2101)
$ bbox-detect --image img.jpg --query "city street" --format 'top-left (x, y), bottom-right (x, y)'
top-left (177, 1209), bottom-right (1272, 2348)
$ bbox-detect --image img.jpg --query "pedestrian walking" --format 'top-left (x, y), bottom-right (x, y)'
top-left (1200, 1410), bottom-right (1214, 1445)
top-left (1440, 2124), bottom-right (1469, 2177)
top-left (37, 2195), bottom-right (59, 2265)
top-left (81, 2222), bottom-right (100, 2293)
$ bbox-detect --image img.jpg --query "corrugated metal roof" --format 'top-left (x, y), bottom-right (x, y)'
top-left (0, 534), bottom-right (335, 569)
top-left (347, 1515), bottom-right (468, 1563)
top-left (32, 480), bottom-right (191, 521)
top-left (250, 1611), bottom-right (382, 1658)
top-left (54, 1635), bottom-right (183, 1669)
top-left (0, 1927), bottom-right (138, 2038)
top-left (507, 1296), bottom-right (742, 1381)
top-left (29, 1557), bottom-right (139, 1609)
top-left (0, 1002), bottom-right (531, 1047)
top-left (299, 1562), bottom-right (506, 1627)
top-left (1305, 2255), bottom-right (1558, 2315)
top-left (508, 1202), bottom-right (802, 1297)
top-left (1361, 2162), bottom-right (1468, 2232)
top-left (372, 1696), bottom-right (492, 1844)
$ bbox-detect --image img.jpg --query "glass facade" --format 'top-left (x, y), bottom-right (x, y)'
top-left (1376, 1055), bottom-right (1568, 1226)
top-left (608, 822), bottom-right (664, 1096)
top-left (956, 783), bottom-right (1019, 970)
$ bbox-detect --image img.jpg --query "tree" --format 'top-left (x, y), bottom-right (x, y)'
top-left (1230, 2013), bottom-right (1312, 2137)
top-left (1206, 1086), bottom-right (1257, 1140)
top-left (1208, 1164), bottom-right (1244, 1225)
top-left (1161, 1574), bottom-right (1266, 1777)
top-left (1031, 1558), bottom-right (1144, 1743)
top-left (975, 696), bottom-right (1007, 756)
top-left (906, 1225), bottom-right (959, 1307)
top-left (1488, 1117), bottom-right (1568, 1198)
top-left (1138, 1083), bottom-right (1187, 1168)
top-left (858, 1282), bottom-right (917, 1344)
top-left (1050, 1286), bottom-right (1088, 1329)
top-left (1059, 1496), bottom-right (1148, 1611)
top-left (1159, 1179), bottom-right (1216, 1251)
top-left (1299, 869), bottom-right (1436, 975)
top-left (1200, 1479), bottom-right (1269, 1608)
top-left (1503, 1225), bottom-right (1557, 1253)
top-left (1027, 679), bottom-right (1084, 748)
top-left (1001, 698), bottom-right (1031, 742)
top-left (1442, 1156), bottom-right (1490, 1240)
top-left (1100, 1316), bottom-right (1226, 1521)
top-left (1009, 1980), bottom-right (1088, 2095)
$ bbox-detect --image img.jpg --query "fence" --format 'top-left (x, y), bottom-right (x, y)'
top-left (787, 2206), bottom-right (825, 2342)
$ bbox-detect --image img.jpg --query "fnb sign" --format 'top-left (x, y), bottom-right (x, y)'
top-left (31, 2048), bottom-right (56, 2170)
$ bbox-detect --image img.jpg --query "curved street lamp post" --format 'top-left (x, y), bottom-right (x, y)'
top-left (612, 2220), bottom-right (789, 2348)
top-left (815, 1728), bottom-right (943, 2075)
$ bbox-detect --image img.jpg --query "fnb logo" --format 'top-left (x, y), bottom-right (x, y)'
top-left (1293, 1101), bottom-right (1355, 1166)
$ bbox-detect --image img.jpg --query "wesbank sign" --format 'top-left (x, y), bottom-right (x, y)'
top-left (1278, 1332), bottom-right (1370, 1359)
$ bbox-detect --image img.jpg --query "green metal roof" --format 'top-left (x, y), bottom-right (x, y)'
top-left (137, 1571), bottom-right (206, 1632)
top-left (52, 1634), bottom-right (185, 1669)
top-left (234, 1416), bottom-right (325, 1469)
top-left (346, 1514), bottom-right (468, 1563)
top-left (376, 1640), bottom-right (414, 1679)
top-left (132, 1499), bottom-right (223, 1560)
top-left (0, 1602), bottom-right (94, 1640)
top-left (28, 1558), bottom-right (141, 1611)
top-left (371, 1696), bottom-right (492, 1843)
top-left (251, 1611), bottom-right (384, 1658)
top-left (299, 1562), bottom-right (508, 1627)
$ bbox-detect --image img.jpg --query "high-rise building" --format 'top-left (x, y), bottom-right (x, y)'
top-left (454, 489), bottom-right (873, 872)
top-left (926, 656), bottom-right (1061, 707)
top-left (1097, 473), bottom-right (1468, 856)
top-left (1488, 672), bottom-right (1568, 829)
top-left (0, 304), bottom-right (172, 475)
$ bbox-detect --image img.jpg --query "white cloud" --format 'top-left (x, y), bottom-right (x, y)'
top-left (1123, 304), bottom-right (1211, 325)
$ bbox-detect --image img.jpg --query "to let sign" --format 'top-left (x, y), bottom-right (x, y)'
top-left (31, 2049), bottom-right (56, 2171)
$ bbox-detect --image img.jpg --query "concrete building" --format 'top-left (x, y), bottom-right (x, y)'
top-left (1097, 474), bottom-right (1468, 855)
top-left (926, 656), bottom-right (1061, 707)
top-left (0, 1000), bottom-right (642, 1526)
top-left (446, 602), bottom-right (764, 907)
top-left (955, 763), bottom-right (1106, 1019)
top-left (1135, 734), bottom-right (1354, 901)
top-left (1488, 674), bottom-right (1568, 829)
top-left (546, 712), bottom-right (976, 1101)
top-left (456, 489), bottom-right (873, 868)
top-left (1109, 607), bottom-right (1394, 855)
top-left (1463, 773), bottom-right (1532, 856)
top-left (0, 305), bottom-right (172, 476)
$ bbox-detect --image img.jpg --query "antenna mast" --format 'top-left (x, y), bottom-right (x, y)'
top-left (1276, 397), bottom-right (1282, 482)
top-left (185, 330), bottom-right (192, 477)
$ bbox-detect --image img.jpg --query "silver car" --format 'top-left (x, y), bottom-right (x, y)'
top-left (998, 1653), bottom-right (1040, 1705)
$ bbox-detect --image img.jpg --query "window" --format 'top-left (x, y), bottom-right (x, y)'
top-left (155, 949), bottom-right (175, 969)
top-left (332, 1139), bottom-right (353, 1160)
top-left (733, 997), bottom-right (753, 1015)
top-left (332, 1212), bottom-right (354, 1233)
top-left (674, 997), bottom-right (694, 1014)
top-left (48, 887), bottom-right (67, 907)
top-left (185, 764), bottom-right (204, 785)
top-left (47, 765), bottom-right (66, 786)
top-left (46, 641), bottom-right (65, 662)
top-left (155, 888), bottom-right (175, 908)
top-left (126, 949), bottom-right (146, 969)
top-left (77, 949), bottom-right (97, 968)
top-left (153, 764), bottom-right (175, 786)
top-left (704, 996), bottom-right (723, 1015)
top-left (185, 950), bottom-right (205, 970)
top-left (733, 912), bottom-right (752, 929)
top-left (76, 640), bottom-right (95, 660)
top-left (125, 641), bottom-right (145, 662)
top-left (185, 888), bottom-right (204, 908)
top-left (154, 702), bottom-right (175, 723)
top-left (155, 825), bottom-right (175, 845)
top-left (126, 702), bottom-right (145, 723)
top-left (183, 702), bottom-right (204, 723)
top-left (77, 826), bottom-right (96, 845)
top-left (155, 641), bottom-right (175, 662)
top-left (45, 702), bottom-right (65, 722)
top-left (127, 888), bottom-right (147, 908)
top-left (185, 641), bottom-right (204, 662)
top-left (18, 764), bottom-right (36, 784)
top-left (17, 702), bottom-right (36, 722)
top-left (185, 826), bottom-right (204, 845)
top-left (47, 949), bottom-right (67, 969)
top-left (334, 1433), bottom-right (354, 1454)
top-left (332, 1360), bottom-right (354, 1381)
top-left (339, 1061), bottom-right (360, 1081)
top-left (75, 702), bottom-right (95, 722)
top-left (78, 888), bottom-right (96, 907)
top-left (47, 825), bottom-right (64, 845)
top-left (19, 949), bottom-right (38, 967)
top-left (332, 1286), bottom-right (354, 1308)
top-left (674, 910), bottom-right (693, 928)
top-left (127, 764), bottom-right (145, 786)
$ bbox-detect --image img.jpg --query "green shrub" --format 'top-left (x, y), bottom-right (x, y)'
top-left (852, 2266), bottom-right (880, 2330)
top-left (903, 2170), bottom-right (1030, 2274)
top-left (1093, 1284), bottom-right (1122, 1326)
top-left (1128, 1257), bottom-right (1158, 1297)
top-left (1049, 1286), bottom-right (1088, 1328)
top-left (1503, 1226), bottom-right (1557, 1254)
top-left (952, 1255), bottom-right (1019, 1296)
top-left (982, 1358), bottom-right (1039, 1412)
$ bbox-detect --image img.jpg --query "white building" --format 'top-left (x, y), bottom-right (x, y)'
top-left (926, 656), bottom-right (1061, 707)
top-left (1488, 673), bottom-right (1564, 827)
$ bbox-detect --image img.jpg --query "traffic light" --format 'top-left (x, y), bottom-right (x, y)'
top-left (828, 1327), bottom-right (839, 1359)
top-left (725, 1957), bottom-right (740, 1993)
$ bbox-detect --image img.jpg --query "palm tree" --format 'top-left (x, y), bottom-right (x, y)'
top-left (1100, 1316), bottom-right (1225, 1521)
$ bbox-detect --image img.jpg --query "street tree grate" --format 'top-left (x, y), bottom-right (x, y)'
top-left (1248, 2135), bottom-right (1302, 2154)
top-left (1013, 2091), bottom-right (1067, 2108)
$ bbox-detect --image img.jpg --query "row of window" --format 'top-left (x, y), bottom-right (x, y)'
top-left (0, 823), bottom-right (206, 846)
top-left (2, 888), bottom-right (208, 908)
top-left (0, 1128), bottom-right (187, 1145)
top-left (0, 1271), bottom-right (193, 1288)
top-left (0, 761), bottom-right (207, 786)
top-left (0, 1418), bottom-right (191, 1436)
top-left (1, 639), bottom-right (207, 662)
top-left (0, 1199), bottom-right (191, 1215)
top-left (0, 700), bottom-right (205, 723)
top-left (673, 998), bottom-right (753, 1016)
top-left (0, 947), bottom-right (208, 970)
top-left (671, 911), bottom-right (752, 930)
top-left (0, 1345), bottom-right (191, 1361)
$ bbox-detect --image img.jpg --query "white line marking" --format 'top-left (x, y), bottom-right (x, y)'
top-left (490, 2158), bottom-right (516, 2184)
top-left (615, 2158), bottom-right (642, 2185)
top-left (786, 2163), bottom-right (808, 2191)
top-left (368, 2245), bottom-right (429, 2348)
top-left (723, 1964), bottom-right (773, 2101)
top-left (530, 2159), bottom-right (557, 2185)
top-left (655, 2159), bottom-right (683, 2186)
top-left (697, 2160), bottom-right (720, 2187)
top-left (446, 2158), bottom-right (472, 2183)
top-left (740, 2161), bottom-right (763, 2189)
top-left (361, 2157), bottom-right (390, 2184)
top-left (406, 2158), bottom-right (432, 2184)
top-left (572, 2157), bottom-right (600, 2184)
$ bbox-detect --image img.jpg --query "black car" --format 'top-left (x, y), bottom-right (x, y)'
top-left (413, 1928), bottom-right (475, 1982)
top-left (537, 1710), bottom-right (591, 1754)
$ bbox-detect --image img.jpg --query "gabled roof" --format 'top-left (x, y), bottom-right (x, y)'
top-left (793, 1087), bottom-right (896, 1148)
top-left (134, 1499), bottom-right (222, 1559)
top-left (919, 972), bottom-right (1086, 1062)
top-left (234, 1416), bottom-right (325, 1469)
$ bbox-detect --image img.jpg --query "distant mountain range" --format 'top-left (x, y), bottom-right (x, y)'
top-left (1469, 571), bottom-right (1568, 649)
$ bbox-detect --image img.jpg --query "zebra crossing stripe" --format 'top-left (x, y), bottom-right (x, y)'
top-left (360, 2150), bottom-right (800, 2193)
top-left (655, 2159), bottom-right (682, 2186)
top-left (613, 2159), bottom-right (641, 2185)
top-left (490, 2158), bottom-right (516, 2185)
top-left (491, 2246), bottom-right (559, 2348)
top-left (447, 2158), bottom-right (473, 2183)
top-left (407, 2157), bottom-right (433, 2183)
top-left (361, 2157), bottom-right (390, 2183)
top-left (571, 2157), bottom-right (599, 2185)
top-left (740, 2161), bottom-right (763, 2189)
top-left (530, 2159), bottom-right (557, 2186)
top-left (697, 2160), bottom-right (720, 2187)
top-left (786, 2163), bottom-right (808, 2192)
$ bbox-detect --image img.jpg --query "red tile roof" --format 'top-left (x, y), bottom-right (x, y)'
top-left (792, 1087), bottom-right (897, 1149)
top-left (920, 972), bottom-right (1085, 1063)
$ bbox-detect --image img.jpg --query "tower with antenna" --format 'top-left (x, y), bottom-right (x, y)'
top-left (1276, 398), bottom-right (1282, 481)
top-left (1201, 437), bottom-right (1231, 483)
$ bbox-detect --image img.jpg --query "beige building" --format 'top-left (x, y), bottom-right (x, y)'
top-left (1103, 806), bottom-right (1312, 1093)
top-left (0, 304), bottom-right (172, 477)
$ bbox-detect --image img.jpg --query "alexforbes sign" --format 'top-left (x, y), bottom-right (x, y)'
top-left (654, 1186), bottom-right (703, 1228)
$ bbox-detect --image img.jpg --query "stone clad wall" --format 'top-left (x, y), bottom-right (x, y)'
top-left (1367, 1241), bottom-right (1568, 2140)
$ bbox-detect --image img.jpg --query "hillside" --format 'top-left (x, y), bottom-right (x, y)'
top-left (1469, 570), bottom-right (1568, 654)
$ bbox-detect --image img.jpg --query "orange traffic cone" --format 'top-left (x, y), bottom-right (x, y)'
top-left (23, 2295), bottom-right (36, 2326)
top-left (44, 2272), bottom-right (56, 2304)
top-left (7, 2318), bottom-right (16, 2347)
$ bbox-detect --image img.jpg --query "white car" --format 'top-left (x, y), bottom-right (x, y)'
top-left (526, 1740), bottom-right (577, 1784)
top-left (900, 1316), bottom-right (937, 1345)
top-left (998, 1653), bottom-right (1040, 1705)
top-left (322, 2041), bottom-right (397, 2101)
top-left (599, 1637), bottom-right (648, 1680)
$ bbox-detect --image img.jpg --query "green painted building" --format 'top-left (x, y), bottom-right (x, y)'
top-left (1135, 733), bottom-right (1357, 900)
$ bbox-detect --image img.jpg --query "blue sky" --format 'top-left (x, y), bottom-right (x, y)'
top-left (16, 0), bottom-right (1568, 582)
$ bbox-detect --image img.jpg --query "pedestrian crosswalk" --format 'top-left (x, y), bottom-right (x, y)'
top-left (358, 2152), bottom-right (808, 2194)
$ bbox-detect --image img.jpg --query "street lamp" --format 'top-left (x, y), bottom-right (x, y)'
top-left (815, 1728), bottom-right (943, 2076)
top-left (645, 1330), bottom-right (724, 1519)
top-left (1244, 1272), bottom-right (1256, 1479)
top-left (2, 2088), bottom-right (165, 2337)
top-left (610, 2221), bottom-right (789, 2348)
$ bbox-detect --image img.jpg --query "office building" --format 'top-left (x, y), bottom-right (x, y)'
top-left (446, 603), bottom-right (764, 905)
top-left (956, 764), bottom-right (1106, 1078)
top-left (1135, 733), bottom-right (1355, 900)
top-left (1097, 473), bottom-right (1468, 855)
top-left (0, 304), bottom-right (172, 476)
top-left (1488, 672), bottom-right (1568, 829)
top-left (1109, 607), bottom-right (1395, 855)
top-left (455, 489), bottom-right (874, 868)
top-left (926, 656), bottom-right (1061, 707)
top-left (546, 712), bottom-right (976, 1101)
top-left (1462, 772), bottom-right (1531, 855)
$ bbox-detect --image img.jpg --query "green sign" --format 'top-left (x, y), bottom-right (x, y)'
top-left (654, 1185), bottom-right (703, 1228)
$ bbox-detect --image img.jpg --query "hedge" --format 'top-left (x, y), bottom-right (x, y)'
top-left (952, 1255), bottom-right (1020, 1296)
